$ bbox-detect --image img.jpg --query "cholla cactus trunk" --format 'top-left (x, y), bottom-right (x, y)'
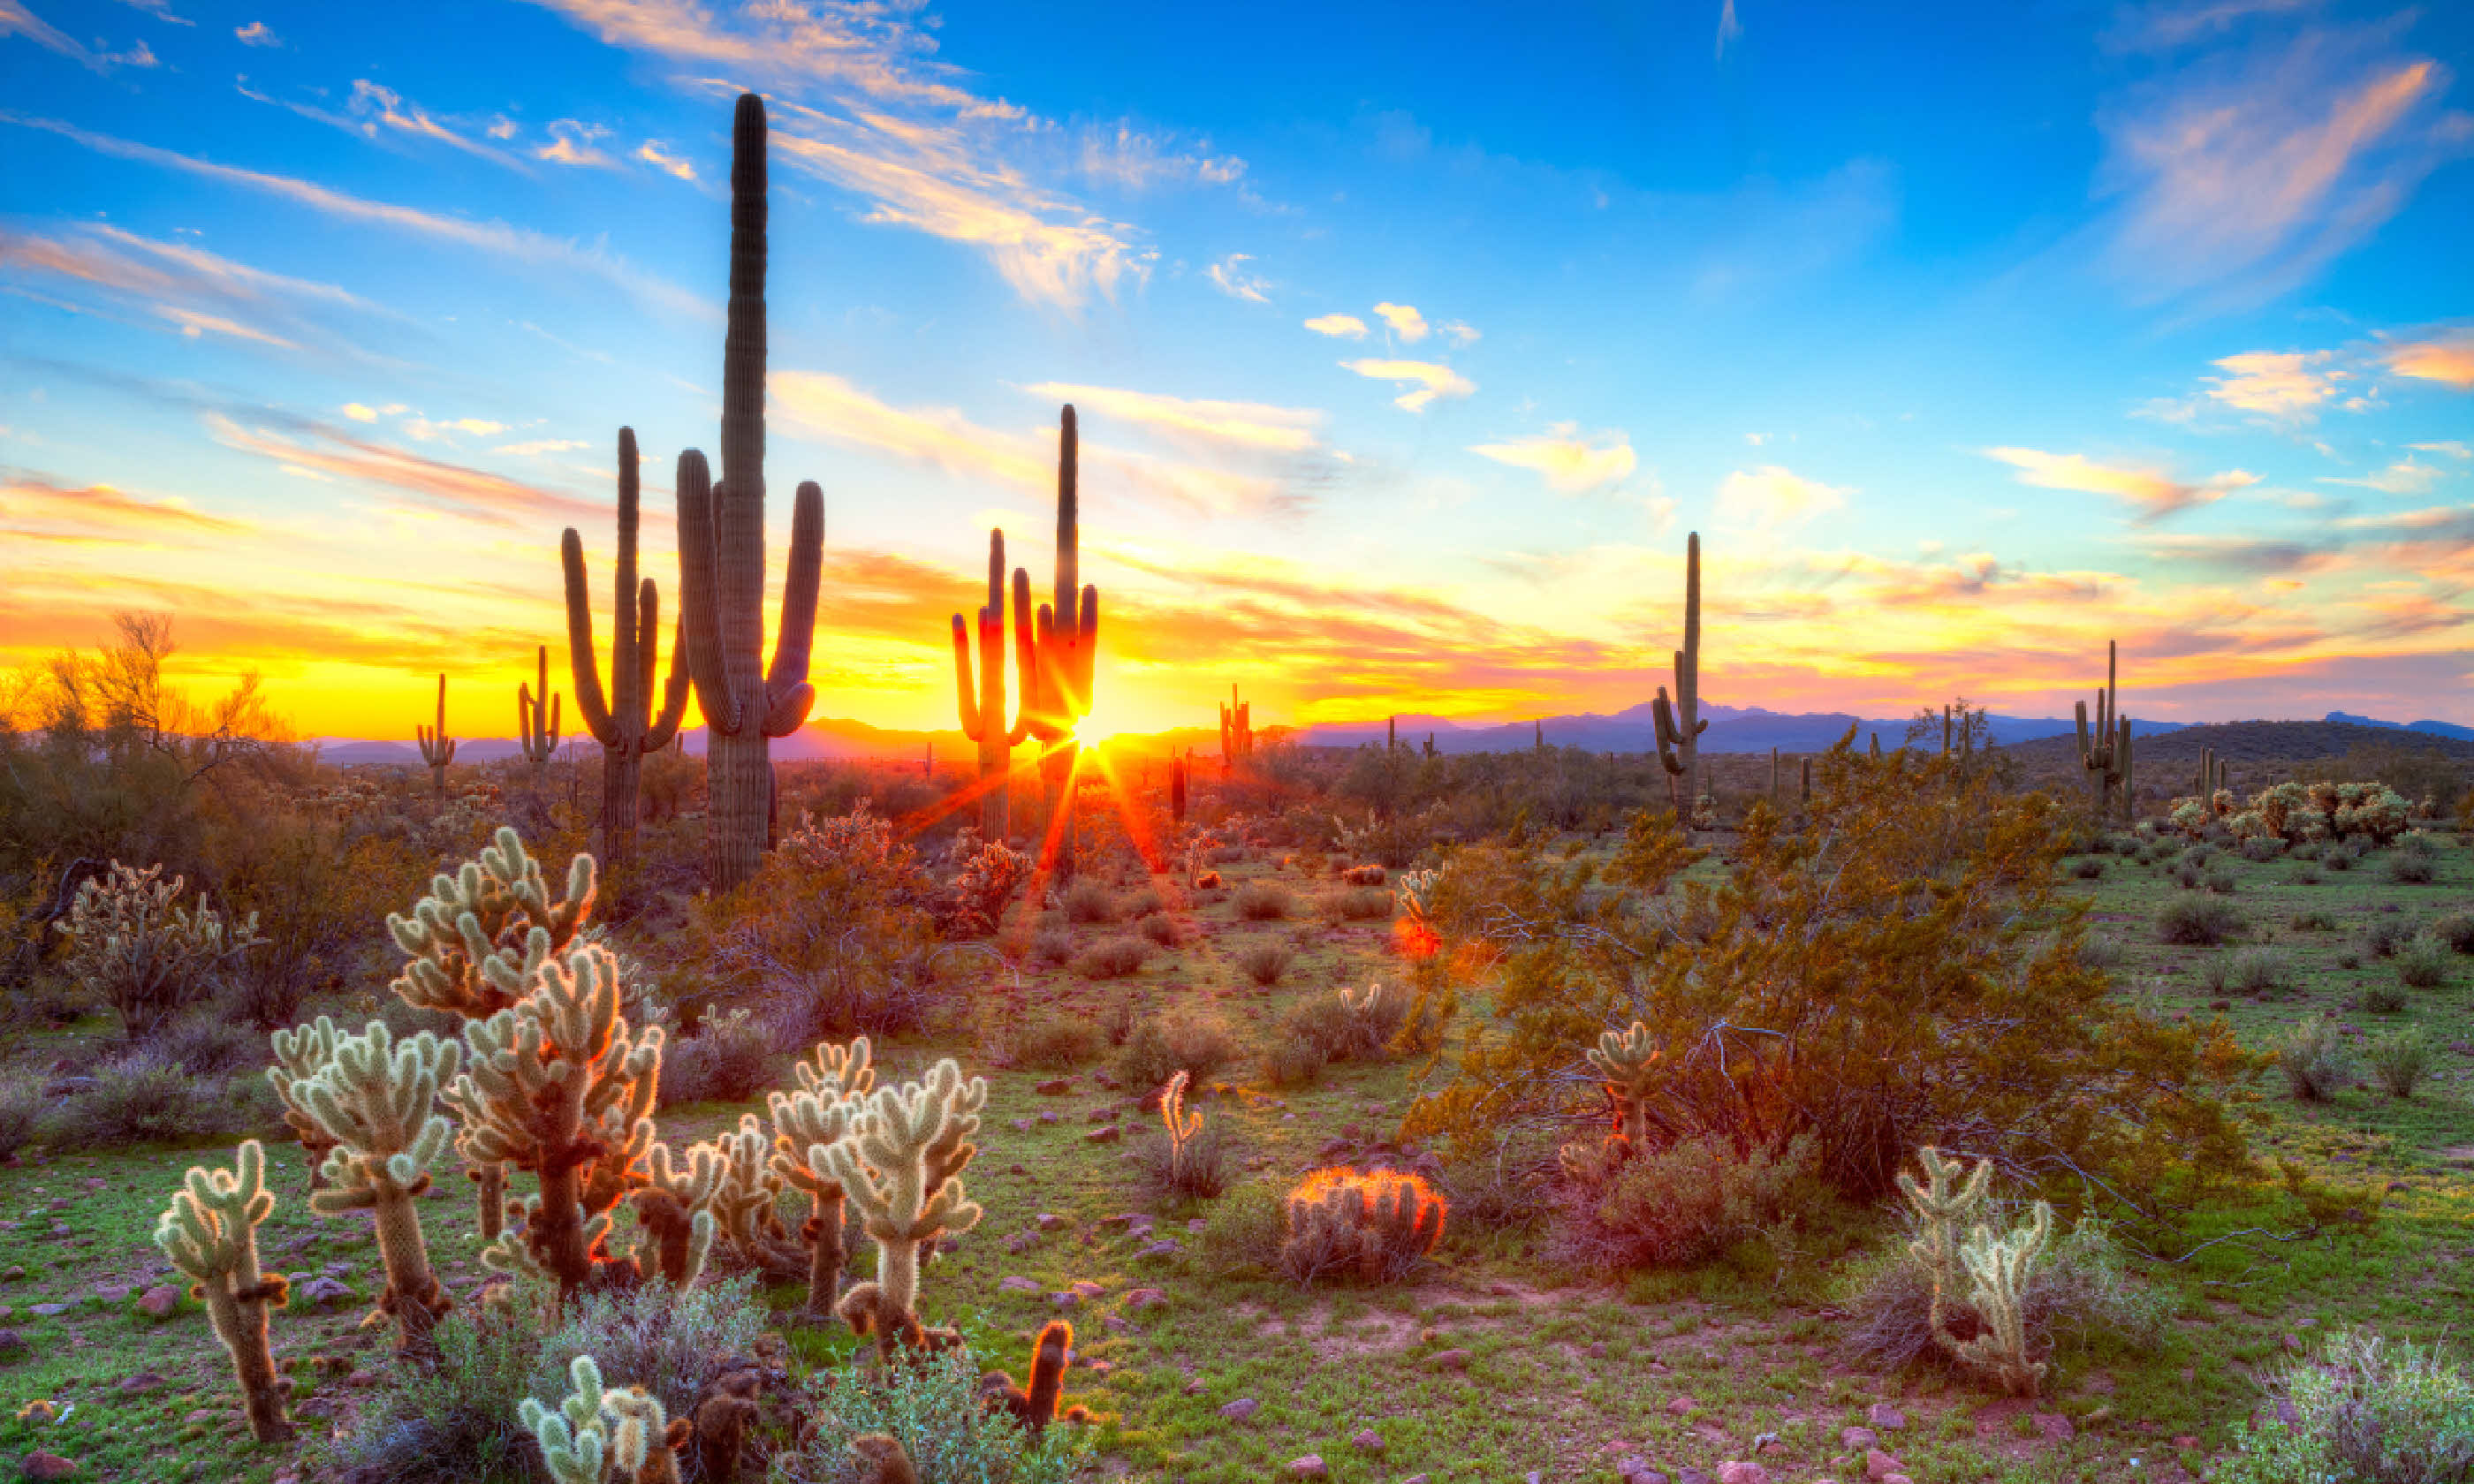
top-left (473, 1162), bottom-right (506, 1241)
top-left (564, 429), bottom-right (691, 870)
top-left (823, 1059), bottom-right (985, 1359)
top-left (952, 527), bottom-right (1027, 843)
top-left (1651, 532), bottom-right (1708, 812)
top-left (1944, 1201), bottom-right (2053, 1397)
top-left (416, 673), bottom-right (456, 796)
top-left (771, 1037), bottom-right (873, 1315)
top-left (518, 644), bottom-right (563, 782)
top-left (154, 1140), bottom-right (293, 1442)
top-left (677, 94), bottom-right (826, 892)
top-left (292, 1021), bottom-right (462, 1350)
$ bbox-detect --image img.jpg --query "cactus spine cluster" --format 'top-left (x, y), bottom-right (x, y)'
top-left (952, 528), bottom-right (1031, 842)
top-left (1580, 1020), bottom-right (1661, 1162)
top-left (824, 1057), bottom-right (986, 1359)
top-left (1281, 1167), bottom-right (1447, 1283)
top-left (2075, 640), bottom-right (2134, 822)
top-left (416, 672), bottom-right (456, 796)
top-left (1220, 684), bottom-right (1252, 769)
top-left (1160, 1069), bottom-right (1203, 1185)
top-left (1651, 532), bottom-right (1708, 813)
top-left (519, 644), bottom-right (564, 776)
top-left (770, 1036), bottom-right (874, 1314)
top-left (286, 1019), bottom-right (462, 1348)
top-left (563, 428), bottom-right (691, 868)
top-left (154, 1140), bottom-right (293, 1442)
top-left (676, 94), bottom-right (827, 891)
top-left (980, 1319), bottom-right (1088, 1435)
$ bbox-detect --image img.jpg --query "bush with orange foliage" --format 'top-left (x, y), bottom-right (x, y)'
top-left (1402, 731), bottom-right (2259, 1211)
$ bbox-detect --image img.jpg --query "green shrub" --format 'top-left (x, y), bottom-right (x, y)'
top-left (1014, 1011), bottom-right (1102, 1070)
top-left (1554, 1132), bottom-right (1821, 1270)
top-left (1074, 935), bottom-right (1152, 980)
top-left (2227, 945), bottom-right (2296, 996)
top-left (1261, 1034), bottom-right (1327, 1086)
top-left (530, 1274), bottom-right (768, 1424)
top-left (1235, 941), bottom-right (1293, 987)
top-left (2435, 912), bottom-right (2474, 954)
top-left (2388, 853), bottom-right (2438, 884)
top-left (2070, 857), bottom-right (2105, 880)
top-left (47, 1049), bottom-right (257, 1148)
top-left (1062, 879), bottom-right (1118, 924)
top-left (2363, 980), bottom-right (2409, 1014)
top-left (656, 1006), bottom-right (774, 1107)
top-left (2326, 847), bottom-right (2356, 873)
top-left (1125, 889), bottom-right (1165, 919)
top-left (1233, 882), bottom-right (1294, 920)
top-left (2218, 1329), bottom-right (2474, 1484)
top-left (2079, 935), bottom-right (2126, 972)
top-left (2295, 865), bottom-right (2322, 884)
top-left (2364, 1028), bottom-right (2433, 1099)
top-left (1193, 1180), bottom-right (1288, 1280)
top-left (2159, 897), bottom-right (2243, 945)
top-left (0, 1079), bottom-right (43, 1160)
top-left (1334, 885), bottom-right (1394, 920)
top-left (2279, 1020), bottom-right (2356, 1102)
top-left (2239, 837), bottom-right (2288, 862)
top-left (2398, 935), bottom-right (2450, 988)
top-left (2290, 910), bottom-right (2337, 932)
top-left (1118, 1007), bottom-right (1241, 1090)
top-left (1032, 927), bottom-right (1074, 965)
top-left (153, 1010), bottom-right (268, 1079)
top-left (1140, 1114), bottom-right (1229, 1200)
top-left (2205, 864), bottom-right (2240, 894)
top-left (338, 1276), bottom-right (550, 1481)
top-left (2364, 918), bottom-right (2412, 958)
top-left (1841, 1209), bottom-right (2169, 1374)
top-left (770, 1347), bottom-right (1089, 1484)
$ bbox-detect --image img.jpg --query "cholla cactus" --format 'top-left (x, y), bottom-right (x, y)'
top-left (445, 929), bottom-right (666, 1297)
top-left (630, 1139), bottom-right (721, 1289)
top-left (154, 1140), bottom-right (293, 1442)
top-left (1939, 1200), bottom-right (2053, 1397)
top-left (287, 1020), bottom-right (463, 1348)
top-left (603, 1382), bottom-right (688, 1484)
top-left (267, 1016), bottom-right (344, 1189)
top-left (1279, 1167), bottom-right (1446, 1285)
top-left (525, 1355), bottom-right (613, 1484)
top-left (770, 1036), bottom-right (872, 1314)
top-left (1582, 1021), bottom-right (1662, 1158)
top-left (1897, 1145), bottom-right (1992, 1313)
top-left (57, 860), bottom-right (262, 1038)
top-left (1160, 1070), bottom-right (1202, 1185)
top-left (416, 672), bottom-right (457, 796)
top-left (823, 1058), bottom-right (986, 1359)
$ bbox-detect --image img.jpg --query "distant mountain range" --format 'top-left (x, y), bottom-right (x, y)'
top-left (306, 704), bottom-right (2470, 768)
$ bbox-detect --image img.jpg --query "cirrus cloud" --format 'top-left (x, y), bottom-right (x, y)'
top-left (1338, 358), bottom-right (1474, 413)
top-left (1468, 424), bottom-right (1637, 494)
top-left (1985, 446), bottom-right (2258, 521)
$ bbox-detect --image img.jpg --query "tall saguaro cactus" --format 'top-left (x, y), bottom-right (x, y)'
top-left (1013, 406), bottom-right (1099, 881)
top-left (1651, 533), bottom-right (1707, 814)
top-left (2076, 640), bottom-right (2133, 822)
top-left (155, 1140), bottom-right (293, 1442)
top-left (564, 429), bottom-right (692, 868)
top-left (676, 93), bottom-right (827, 892)
top-left (952, 529), bottom-right (1029, 842)
top-left (416, 673), bottom-right (456, 796)
top-left (519, 645), bottom-right (564, 782)
top-left (1219, 685), bottom-right (1252, 769)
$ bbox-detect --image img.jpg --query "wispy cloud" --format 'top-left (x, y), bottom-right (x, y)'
top-left (1372, 301), bottom-right (1430, 342)
top-left (3, 1), bottom-right (156, 70)
top-left (233, 19), bottom-right (277, 45)
top-left (1469, 424), bottom-right (1637, 494)
top-left (1339, 358), bottom-right (1474, 413)
top-left (1714, 0), bottom-right (1742, 61)
top-left (2105, 0), bottom-right (2319, 53)
top-left (495, 437), bottom-right (588, 457)
top-left (1022, 383), bottom-right (1324, 457)
top-left (536, 118), bottom-right (617, 168)
top-left (1985, 445), bottom-right (2258, 520)
top-left (0, 223), bottom-right (388, 356)
top-left (2203, 348), bottom-right (2348, 420)
top-left (0, 113), bottom-right (709, 318)
top-left (635, 139), bottom-right (696, 179)
top-left (2410, 441), bottom-right (2471, 459)
top-left (1, 468), bottom-right (253, 544)
top-left (2383, 326), bottom-right (2474, 390)
top-left (1715, 465), bottom-right (1848, 531)
top-left (1205, 253), bottom-right (1270, 304)
top-left (205, 413), bottom-right (605, 526)
top-left (1303, 313), bottom-right (1367, 339)
top-left (2320, 456), bottom-right (2444, 495)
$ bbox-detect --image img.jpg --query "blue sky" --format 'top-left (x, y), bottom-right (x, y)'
top-left (3, 0), bottom-right (2470, 739)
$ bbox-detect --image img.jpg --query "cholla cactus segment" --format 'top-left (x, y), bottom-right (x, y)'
top-left (268, 1016), bottom-right (345, 1180)
top-left (823, 1059), bottom-right (987, 1354)
top-left (770, 1080), bottom-right (862, 1315)
top-left (604, 1384), bottom-right (685, 1484)
top-left (387, 826), bottom-right (597, 1019)
top-left (1583, 1021), bottom-right (1662, 1153)
top-left (1160, 1071), bottom-right (1202, 1184)
top-left (1898, 1146), bottom-right (1992, 1331)
top-left (57, 860), bottom-right (262, 1038)
top-left (522, 1355), bottom-right (613, 1484)
top-left (153, 1140), bottom-right (293, 1442)
top-left (787, 1034), bottom-right (875, 1103)
top-left (290, 1019), bottom-right (462, 1346)
top-left (706, 1114), bottom-right (785, 1249)
top-left (632, 1139), bottom-right (722, 1288)
top-left (1941, 1200), bottom-right (2053, 1397)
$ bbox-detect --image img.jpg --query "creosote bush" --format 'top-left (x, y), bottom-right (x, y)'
top-left (1062, 880), bottom-right (1117, 924)
top-left (1235, 941), bottom-right (1293, 987)
top-left (2364, 1027), bottom-right (2432, 1099)
top-left (2435, 911), bottom-right (2474, 954)
top-left (2280, 1020), bottom-right (2356, 1102)
top-left (2159, 897), bottom-right (2244, 946)
top-left (1233, 882), bottom-right (1293, 920)
top-left (656, 1006), bottom-right (774, 1108)
top-left (1117, 1008), bottom-right (1240, 1092)
top-left (1555, 1132), bottom-right (1822, 1270)
top-left (2396, 935), bottom-right (2449, 989)
top-left (2387, 852), bottom-right (2437, 884)
top-left (1137, 912), bottom-right (1180, 948)
top-left (1014, 1011), bottom-right (1102, 1070)
top-left (1074, 935), bottom-right (1151, 980)
top-left (771, 1348), bottom-right (1088, 1484)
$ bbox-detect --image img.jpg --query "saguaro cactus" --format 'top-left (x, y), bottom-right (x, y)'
top-left (1011, 406), bottom-right (1099, 881)
top-left (952, 528), bottom-right (1030, 842)
top-left (2076, 640), bottom-right (2133, 822)
top-left (564, 429), bottom-right (693, 869)
top-left (288, 1020), bottom-right (463, 1349)
top-left (2196, 747), bottom-right (2227, 808)
top-left (824, 1058), bottom-right (987, 1359)
top-left (675, 94), bottom-right (827, 892)
top-left (1219, 685), bottom-right (1252, 769)
top-left (1170, 751), bottom-right (1188, 823)
top-left (1651, 533), bottom-right (1707, 813)
top-left (154, 1140), bottom-right (293, 1442)
top-left (416, 673), bottom-right (456, 796)
top-left (519, 644), bottom-right (564, 780)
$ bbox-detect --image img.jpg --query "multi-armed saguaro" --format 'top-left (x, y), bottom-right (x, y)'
top-left (1220, 685), bottom-right (1252, 770)
top-left (2196, 746), bottom-right (2227, 809)
top-left (564, 428), bottom-right (691, 869)
top-left (952, 529), bottom-right (1030, 842)
top-left (1651, 533), bottom-right (1707, 814)
top-left (415, 673), bottom-right (456, 796)
top-left (1012, 406), bottom-right (1099, 880)
top-left (2075, 640), bottom-right (2134, 822)
top-left (518, 645), bottom-right (563, 781)
top-left (676, 93), bottom-right (826, 892)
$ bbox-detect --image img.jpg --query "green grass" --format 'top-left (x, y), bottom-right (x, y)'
top-left (2, 832), bottom-right (2469, 1481)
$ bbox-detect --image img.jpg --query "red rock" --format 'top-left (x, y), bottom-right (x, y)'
top-left (1666, 1395), bottom-right (1698, 1416)
top-left (135, 1286), bottom-right (179, 1319)
top-left (1352, 1429), bottom-right (1385, 1453)
top-left (21, 1454), bottom-right (76, 1480)
top-left (1718, 1465), bottom-right (1769, 1484)
top-left (1083, 1125), bottom-right (1120, 1144)
top-left (1429, 1348), bottom-right (1471, 1371)
top-left (1867, 1403), bottom-right (1908, 1429)
top-left (1865, 1450), bottom-right (1907, 1480)
top-left (1288, 1459), bottom-right (1327, 1480)
top-left (1840, 1426), bottom-right (1878, 1450)
top-left (1126, 1287), bottom-right (1168, 1309)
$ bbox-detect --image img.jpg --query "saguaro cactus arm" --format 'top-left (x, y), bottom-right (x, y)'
top-left (416, 673), bottom-right (457, 768)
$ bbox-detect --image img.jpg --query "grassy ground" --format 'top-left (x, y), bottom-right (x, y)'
top-left (2, 830), bottom-right (2469, 1483)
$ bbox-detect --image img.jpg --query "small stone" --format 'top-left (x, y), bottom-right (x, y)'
top-left (183, 1409), bottom-right (219, 1424)
top-left (27, 1305), bottom-right (65, 1318)
top-left (1036, 1213), bottom-right (1071, 1230)
top-left (0, 1330), bottom-right (23, 1358)
top-left (21, 1453), bottom-right (76, 1480)
top-left (1102, 1314), bottom-right (1129, 1333)
top-left (1010, 1119), bottom-right (1032, 1132)
top-left (1613, 1458), bottom-right (1663, 1484)
top-left (1037, 1110), bottom-right (1059, 1124)
top-left (1126, 1287), bottom-right (1168, 1309)
top-left (1429, 1348), bottom-right (1471, 1371)
top-left (296, 1276), bottom-right (353, 1306)
top-left (1219, 1397), bottom-right (1259, 1421)
top-left (1719, 1465), bottom-right (1770, 1484)
top-left (1400, 1477), bottom-right (1431, 1484)
top-left (998, 1276), bottom-right (1042, 1294)
top-left (1135, 1239), bottom-right (1181, 1259)
top-left (1666, 1395), bottom-right (1697, 1416)
top-left (1864, 1450), bottom-right (1907, 1481)
top-left (1287, 1455), bottom-right (1326, 1478)
top-left (89, 1282), bottom-right (129, 1302)
top-left (1070, 1281), bottom-right (1106, 1299)
top-left (2174, 1435), bottom-right (2201, 1450)
top-left (1841, 1427), bottom-right (1878, 1450)
top-left (1677, 1471), bottom-right (1715, 1484)
top-left (1586, 1340), bottom-right (1608, 1359)
top-left (1351, 1428), bottom-right (1384, 1453)
top-left (1034, 1079), bottom-right (1072, 1095)
top-left (1049, 1291), bottom-right (1080, 1308)
top-left (118, 1372), bottom-right (166, 1394)
top-left (1866, 1403), bottom-right (1907, 1430)
top-left (136, 1286), bottom-right (179, 1319)
top-left (1188, 1217), bottom-right (1208, 1232)
top-left (1083, 1125), bottom-right (1120, 1145)
top-left (1001, 1233), bottom-right (1033, 1254)
top-left (1086, 1106), bottom-right (1116, 1123)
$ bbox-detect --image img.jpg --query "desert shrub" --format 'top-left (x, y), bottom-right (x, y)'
top-left (2239, 837), bottom-right (2288, 862)
top-left (0, 1079), bottom-right (43, 1160)
top-left (2159, 897), bottom-right (2243, 946)
top-left (2280, 1020), bottom-right (2356, 1102)
top-left (2364, 918), bottom-right (2413, 958)
top-left (1278, 1167), bottom-right (1447, 1285)
top-left (2396, 829), bottom-right (2439, 858)
top-left (2291, 909), bottom-right (2337, 932)
top-left (2387, 850), bottom-right (2437, 883)
top-left (2218, 1329), bottom-right (2474, 1484)
top-left (48, 1048), bottom-right (255, 1148)
top-left (1235, 941), bottom-right (1293, 987)
top-left (1015, 1011), bottom-right (1102, 1070)
top-left (2296, 865), bottom-right (2323, 884)
top-left (55, 860), bottom-right (262, 1039)
top-left (1334, 885), bottom-right (1393, 921)
top-left (1118, 1007), bottom-right (1240, 1090)
top-left (2205, 864), bottom-right (2240, 894)
top-left (153, 1008), bottom-right (270, 1078)
top-left (2170, 859), bottom-right (2204, 890)
top-left (530, 1274), bottom-right (768, 1423)
top-left (1137, 912), bottom-right (1180, 948)
top-left (1841, 1208), bottom-right (2169, 1374)
top-left (2227, 945), bottom-right (2296, 997)
top-left (656, 1006), bottom-right (774, 1107)
top-left (1339, 863), bottom-right (1388, 886)
top-left (1062, 879), bottom-right (1118, 925)
top-left (1554, 1132), bottom-right (1820, 1270)
top-left (2292, 842), bottom-right (2325, 860)
top-left (1280, 982), bottom-right (1412, 1064)
top-left (1140, 1106), bottom-right (1229, 1200)
top-left (2397, 935), bottom-right (2450, 988)
top-left (338, 1276), bottom-right (552, 1481)
top-left (2363, 980), bottom-right (2409, 1014)
top-left (2069, 857), bottom-right (2105, 880)
top-left (944, 837), bottom-right (1033, 937)
top-left (1098, 996), bottom-right (1138, 1047)
top-left (1261, 1034), bottom-right (1327, 1086)
top-left (1125, 889), bottom-right (1164, 919)
top-left (772, 1347), bottom-right (1089, 1484)
top-left (2186, 844), bottom-right (2217, 867)
top-left (1074, 935), bottom-right (1151, 980)
top-left (2079, 935), bottom-right (2125, 972)
top-left (2364, 1028), bottom-right (2432, 1100)
top-left (1233, 882), bottom-right (1293, 920)
top-left (1194, 1179), bottom-right (1288, 1280)
top-left (1032, 927), bottom-right (1074, 965)
top-left (2326, 847), bottom-right (2356, 873)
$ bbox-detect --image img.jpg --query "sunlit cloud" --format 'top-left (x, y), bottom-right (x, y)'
top-left (204, 413), bottom-right (605, 526)
top-left (1205, 253), bottom-right (1270, 303)
top-left (635, 138), bottom-right (696, 179)
top-left (2411, 441), bottom-right (2471, 459)
top-left (2383, 326), bottom-right (2474, 390)
top-left (1438, 320), bottom-right (1481, 348)
top-left (1468, 424), bottom-right (1637, 494)
top-left (2203, 348), bottom-right (2347, 420)
top-left (233, 19), bottom-right (277, 45)
top-left (342, 403), bottom-right (379, 422)
top-left (2321, 456), bottom-right (2445, 495)
top-left (115, 0), bottom-right (192, 23)
top-left (402, 416), bottom-right (510, 441)
top-left (1339, 358), bottom-right (1474, 413)
top-left (771, 369), bottom-right (1050, 491)
top-left (1715, 465), bottom-right (1848, 532)
top-left (1, 469), bottom-right (254, 544)
top-left (1021, 382), bottom-right (1324, 457)
top-left (1372, 301), bottom-right (1430, 342)
top-left (1303, 313), bottom-right (1367, 339)
top-left (0, 223), bottom-right (389, 357)
top-left (1068, 124), bottom-right (1246, 190)
top-left (1, 2), bottom-right (151, 71)
top-left (537, 118), bottom-right (617, 168)
top-left (1985, 446), bottom-right (2257, 520)
top-left (495, 437), bottom-right (588, 457)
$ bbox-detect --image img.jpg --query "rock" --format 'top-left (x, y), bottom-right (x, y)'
top-left (1126, 1287), bottom-right (1168, 1309)
top-left (21, 1453), bottom-right (76, 1480)
top-left (1288, 1456), bottom-right (1326, 1478)
top-left (1188, 1217), bottom-right (1208, 1232)
top-left (1086, 1106), bottom-right (1117, 1123)
top-left (1036, 1213), bottom-right (1071, 1230)
top-left (0, 1331), bottom-right (22, 1359)
top-left (1719, 1465), bottom-right (1770, 1484)
top-left (88, 1283), bottom-right (129, 1302)
top-left (1428, 1348), bottom-right (1471, 1371)
top-left (1677, 1471), bottom-right (1715, 1484)
top-left (1135, 1239), bottom-right (1181, 1259)
top-left (1097, 1213), bottom-right (1150, 1230)
top-left (26, 1305), bottom-right (65, 1318)
top-left (1613, 1458), bottom-right (1664, 1484)
top-left (1400, 1477), bottom-right (1431, 1484)
top-left (1010, 1119), bottom-right (1032, 1132)
top-left (2174, 1435), bottom-right (2201, 1450)
top-left (1084, 1125), bottom-right (1120, 1145)
top-left (1840, 1427), bottom-right (1878, 1450)
top-left (998, 1276), bottom-right (1042, 1294)
top-left (1866, 1403), bottom-right (1907, 1430)
top-left (1587, 1340), bottom-right (1608, 1359)
top-left (296, 1276), bottom-right (353, 1307)
top-left (1219, 1397), bottom-right (1259, 1421)
top-left (1350, 1428), bottom-right (1384, 1453)
top-left (1666, 1395), bottom-right (1698, 1416)
top-left (1864, 1450), bottom-right (1907, 1480)
top-left (1037, 1110), bottom-right (1059, 1124)
top-left (182, 1409), bottom-right (219, 1424)
top-left (1069, 1281), bottom-right (1106, 1299)
top-left (1034, 1079), bottom-right (1072, 1095)
top-left (117, 1372), bottom-right (166, 1394)
top-left (1049, 1291), bottom-right (1080, 1309)
top-left (1103, 1314), bottom-right (1130, 1333)
top-left (136, 1286), bottom-right (179, 1319)
top-left (1001, 1233), bottom-right (1033, 1254)
top-left (1182, 1377), bottom-right (1206, 1395)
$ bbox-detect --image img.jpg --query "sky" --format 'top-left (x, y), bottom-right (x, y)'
top-left (2, 0), bottom-right (2471, 744)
